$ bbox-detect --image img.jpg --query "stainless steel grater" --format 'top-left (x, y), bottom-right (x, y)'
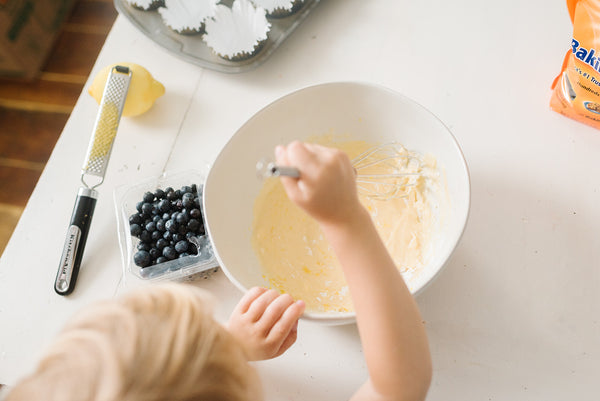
top-left (55, 66), bottom-right (131, 296)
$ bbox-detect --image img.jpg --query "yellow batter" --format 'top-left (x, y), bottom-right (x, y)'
top-left (252, 139), bottom-right (439, 313)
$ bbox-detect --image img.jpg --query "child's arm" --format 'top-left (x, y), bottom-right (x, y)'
top-left (227, 287), bottom-right (305, 361)
top-left (276, 141), bottom-right (432, 401)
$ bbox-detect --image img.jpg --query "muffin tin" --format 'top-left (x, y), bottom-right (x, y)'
top-left (113, 0), bottom-right (321, 73)
top-left (114, 169), bottom-right (219, 282)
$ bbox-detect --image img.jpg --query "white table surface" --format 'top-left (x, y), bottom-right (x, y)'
top-left (1, 0), bottom-right (599, 399)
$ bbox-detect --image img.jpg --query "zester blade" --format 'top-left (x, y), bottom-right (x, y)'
top-left (82, 65), bottom-right (131, 184)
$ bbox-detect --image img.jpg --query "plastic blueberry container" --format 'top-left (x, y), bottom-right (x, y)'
top-left (114, 169), bottom-right (219, 282)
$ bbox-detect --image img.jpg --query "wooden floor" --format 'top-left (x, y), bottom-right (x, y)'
top-left (0, 0), bottom-right (117, 256)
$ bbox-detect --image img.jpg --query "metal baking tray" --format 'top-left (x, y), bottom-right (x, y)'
top-left (113, 0), bottom-right (321, 73)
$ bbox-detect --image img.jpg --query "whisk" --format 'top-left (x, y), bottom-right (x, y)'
top-left (256, 142), bottom-right (423, 200)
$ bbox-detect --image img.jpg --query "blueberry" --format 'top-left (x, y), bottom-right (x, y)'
top-left (156, 219), bottom-right (166, 232)
top-left (130, 224), bottom-right (142, 237)
top-left (166, 191), bottom-right (178, 201)
top-left (156, 256), bottom-right (168, 264)
top-left (181, 186), bottom-right (192, 194)
top-left (166, 219), bottom-right (178, 233)
top-left (163, 231), bottom-right (172, 241)
top-left (187, 219), bottom-right (200, 231)
top-left (162, 212), bottom-right (171, 220)
top-left (171, 211), bottom-right (179, 219)
top-left (141, 202), bottom-right (153, 216)
top-left (175, 240), bottom-right (189, 253)
top-left (140, 230), bottom-right (151, 243)
top-left (191, 184), bottom-right (197, 193)
top-left (158, 199), bottom-right (170, 213)
top-left (151, 230), bottom-right (162, 241)
top-left (145, 221), bottom-right (156, 232)
top-left (175, 199), bottom-right (184, 210)
top-left (163, 246), bottom-right (178, 260)
top-left (178, 225), bottom-right (188, 235)
top-left (172, 233), bottom-right (183, 243)
top-left (136, 201), bottom-right (144, 213)
top-left (137, 242), bottom-right (152, 251)
top-left (176, 212), bottom-right (188, 225)
top-left (154, 189), bottom-right (165, 199)
top-left (190, 208), bottom-right (202, 219)
top-left (129, 213), bottom-right (143, 225)
top-left (134, 250), bottom-right (151, 268)
top-left (156, 238), bottom-right (169, 250)
top-left (182, 198), bottom-right (194, 209)
top-left (152, 215), bottom-right (161, 223)
top-left (143, 191), bottom-right (155, 203)
top-left (194, 197), bottom-right (200, 207)
top-left (149, 247), bottom-right (161, 259)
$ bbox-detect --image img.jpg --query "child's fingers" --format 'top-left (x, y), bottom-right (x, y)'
top-left (256, 293), bottom-right (295, 334)
top-left (286, 141), bottom-right (319, 175)
top-left (273, 321), bottom-right (299, 358)
top-left (232, 287), bottom-right (268, 315)
top-left (279, 175), bottom-right (302, 204)
top-left (274, 145), bottom-right (287, 164)
top-left (266, 300), bottom-right (305, 347)
top-left (276, 144), bottom-right (304, 202)
top-left (276, 141), bottom-right (328, 201)
top-left (303, 142), bottom-right (333, 158)
top-left (245, 289), bottom-right (281, 322)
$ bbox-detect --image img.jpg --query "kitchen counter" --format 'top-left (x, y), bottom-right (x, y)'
top-left (1, 1), bottom-right (599, 399)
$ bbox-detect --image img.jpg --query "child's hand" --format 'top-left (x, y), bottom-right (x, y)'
top-left (227, 287), bottom-right (305, 361)
top-left (275, 141), bottom-right (364, 225)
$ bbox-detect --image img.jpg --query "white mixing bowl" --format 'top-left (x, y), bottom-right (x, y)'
top-left (204, 82), bottom-right (470, 325)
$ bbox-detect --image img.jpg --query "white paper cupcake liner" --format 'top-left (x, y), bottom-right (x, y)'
top-left (203, 0), bottom-right (271, 60)
top-left (158, 0), bottom-right (218, 34)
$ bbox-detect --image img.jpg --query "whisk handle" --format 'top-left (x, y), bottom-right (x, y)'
top-left (266, 163), bottom-right (300, 178)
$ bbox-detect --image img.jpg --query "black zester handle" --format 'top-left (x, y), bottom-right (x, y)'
top-left (54, 188), bottom-right (98, 295)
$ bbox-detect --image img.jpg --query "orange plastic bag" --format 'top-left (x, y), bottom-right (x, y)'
top-left (550, 0), bottom-right (600, 129)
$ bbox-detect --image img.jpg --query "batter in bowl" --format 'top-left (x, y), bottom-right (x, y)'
top-left (251, 139), bottom-right (440, 313)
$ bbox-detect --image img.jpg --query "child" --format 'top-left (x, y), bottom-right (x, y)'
top-left (5, 141), bottom-right (431, 401)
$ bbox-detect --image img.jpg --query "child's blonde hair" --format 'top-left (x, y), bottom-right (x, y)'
top-left (6, 283), bottom-right (260, 401)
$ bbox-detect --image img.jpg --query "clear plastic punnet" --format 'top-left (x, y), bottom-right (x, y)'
top-left (114, 169), bottom-right (219, 283)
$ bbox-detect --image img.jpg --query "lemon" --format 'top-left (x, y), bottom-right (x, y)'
top-left (88, 62), bottom-right (165, 117)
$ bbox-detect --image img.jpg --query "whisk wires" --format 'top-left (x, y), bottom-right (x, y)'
top-left (256, 142), bottom-right (423, 201)
top-left (351, 142), bottom-right (422, 200)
